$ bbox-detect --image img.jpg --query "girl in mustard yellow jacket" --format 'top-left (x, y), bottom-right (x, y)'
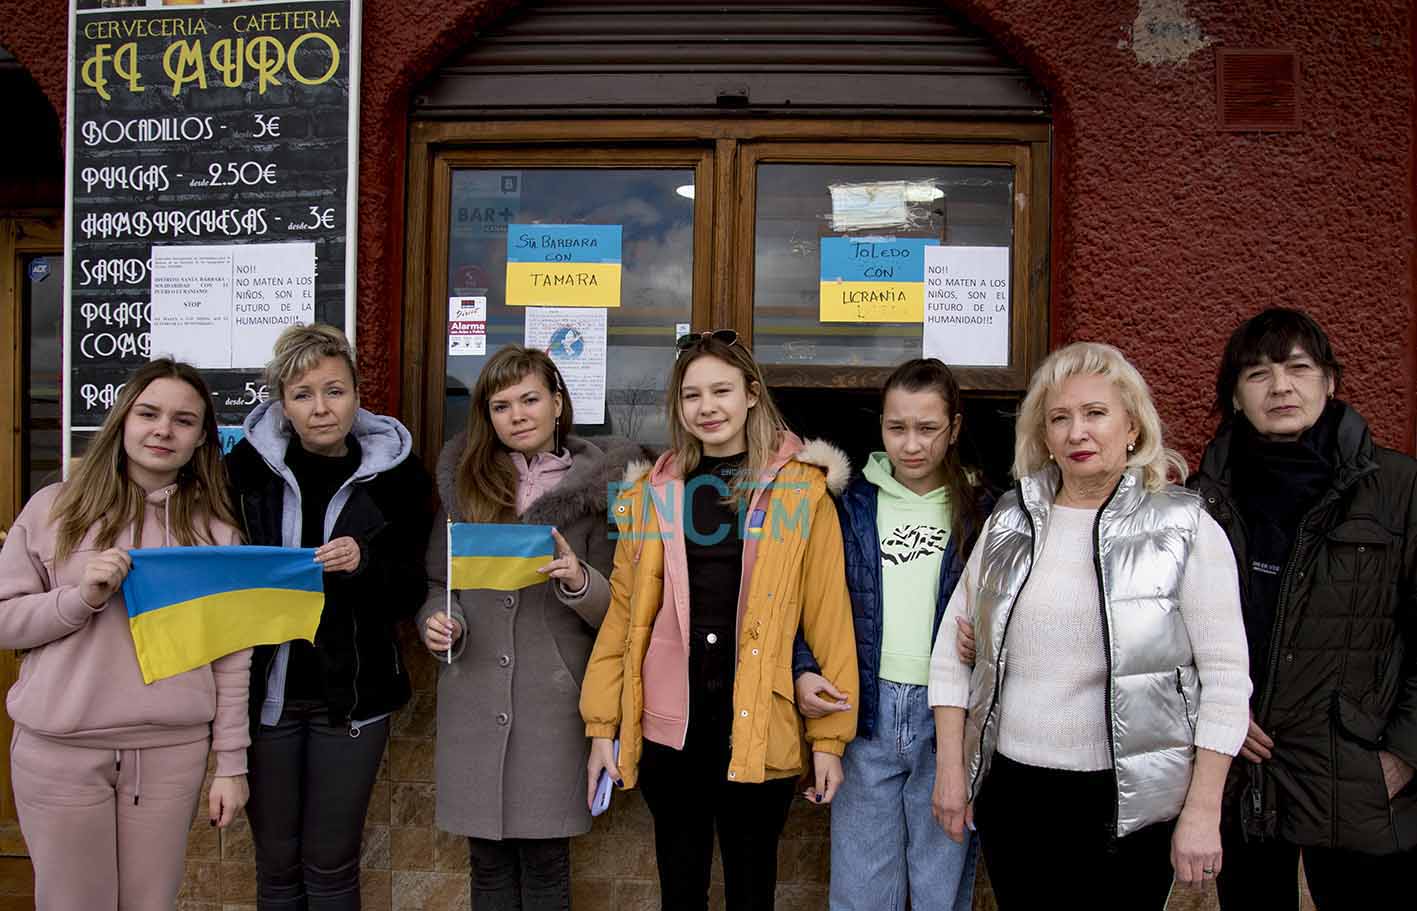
top-left (580, 329), bottom-right (859, 911)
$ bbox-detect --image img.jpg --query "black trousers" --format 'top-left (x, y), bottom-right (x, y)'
top-left (467, 836), bottom-right (571, 911)
top-left (1217, 812), bottom-right (1417, 909)
top-left (638, 631), bottom-right (796, 911)
top-left (246, 701), bottom-right (389, 911)
top-left (973, 753), bottom-right (1176, 911)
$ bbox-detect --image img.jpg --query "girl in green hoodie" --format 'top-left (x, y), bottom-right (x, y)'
top-left (794, 358), bottom-right (989, 911)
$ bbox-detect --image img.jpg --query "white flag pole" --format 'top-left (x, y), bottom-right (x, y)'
top-left (445, 520), bottom-right (453, 665)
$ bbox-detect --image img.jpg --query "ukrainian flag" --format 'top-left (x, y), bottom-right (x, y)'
top-left (449, 523), bottom-right (554, 591)
top-left (122, 546), bottom-right (324, 685)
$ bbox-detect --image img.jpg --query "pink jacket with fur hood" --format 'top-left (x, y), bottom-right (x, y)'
top-left (0, 483), bottom-right (252, 777)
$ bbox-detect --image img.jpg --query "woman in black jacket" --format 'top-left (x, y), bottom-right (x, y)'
top-left (1193, 308), bottom-right (1417, 908)
top-left (226, 324), bottom-right (433, 910)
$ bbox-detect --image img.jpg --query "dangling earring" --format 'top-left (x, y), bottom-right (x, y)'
top-left (1047, 451), bottom-right (1054, 461)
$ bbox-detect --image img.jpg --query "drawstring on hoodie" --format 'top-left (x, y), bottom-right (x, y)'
top-left (130, 488), bottom-right (175, 549)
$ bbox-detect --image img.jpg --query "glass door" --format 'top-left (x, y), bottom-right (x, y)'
top-left (410, 148), bottom-right (714, 451)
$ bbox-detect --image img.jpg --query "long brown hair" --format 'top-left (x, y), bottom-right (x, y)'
top-left (668, 335), bottom-right (789, 509)
top-left (51, 359), bottom-right (238, 562)
top-left (456, 345), bottom-right (573, 522)
top-left (882, 358), bottom-right (982, 557)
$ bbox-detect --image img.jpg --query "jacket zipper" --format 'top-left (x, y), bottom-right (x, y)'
top-left (968, 484), bottom-right (1035, 800)
top-left (1090, 480), bottom-right (1123, 840)
top-left (1174, 667), bottom-right (1196, 739)
top-left (1258, 498), bottom-right (1322, 839)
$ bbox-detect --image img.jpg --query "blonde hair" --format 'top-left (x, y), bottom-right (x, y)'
top-left (265, 323), bottom-right (359, 399)
top-left (1013, 342), bottom-right (1187, 493)
top-left (51, 359), bottom-right (238, 562)
top-left (667, 337), bottom-right (790, 509)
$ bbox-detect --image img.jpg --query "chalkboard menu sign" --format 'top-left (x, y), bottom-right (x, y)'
top-left (64, 0), bottom-right (360, 466)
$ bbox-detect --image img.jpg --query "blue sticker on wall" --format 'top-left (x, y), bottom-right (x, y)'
top-left (28, 258), bottom-right (50, 283)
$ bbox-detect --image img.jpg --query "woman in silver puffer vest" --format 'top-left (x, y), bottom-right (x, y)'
top-left (929, 342), bottom-right (1252, 909)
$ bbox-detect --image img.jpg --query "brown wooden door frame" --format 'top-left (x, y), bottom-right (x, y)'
top-left (402, 119), bottom-right (1050, 451)
top-left (0, 211), bottom-right (61, 870)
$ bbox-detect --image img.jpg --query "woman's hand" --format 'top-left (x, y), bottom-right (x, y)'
top-left (804, 751), bottom-right (844, 804)
top-left (314, 536), bottom-right (361, 574)
top-left (1239, 711), bottom-right (1274, 764)
top-left (955, 617), bottom-right (976, 666)
top-left (586, 737), bottom-right (622, 810)
top-left (930, 760), bottom-right (973, 843)
top-left (1380, 750), bottom-right (1415, 798)
top-left (208, 774), bottom-right (249, 828)
top-left (539, 528), bottom-right (588, 591)
top-left (79, 547), bottom-right (132, 608)
top-left (423, 613), bottom-right (464, 653)
top-left (795, 672), bottom-right (851, 719)
top-left (1170, 805), bottom-right (1222, 886)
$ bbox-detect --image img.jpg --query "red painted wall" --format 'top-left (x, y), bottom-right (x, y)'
top-left (3, 0), bottom-right (1412, 462)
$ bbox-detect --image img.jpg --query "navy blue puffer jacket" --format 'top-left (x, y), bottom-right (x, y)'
top-left (793, 474), bottom-right (992, 739)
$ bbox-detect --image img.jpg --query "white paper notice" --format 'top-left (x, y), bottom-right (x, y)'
top-left (150, 242), bottom-right (316, 369)
top-left (923, 246), bottom-right (1010, 367)
top-left (524, 307), bottom-right (608, 425)
top-left (448, 296), bottom-right (487, 356)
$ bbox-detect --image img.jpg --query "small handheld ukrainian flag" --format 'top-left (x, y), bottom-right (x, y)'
top-left (122, 546), bottom-right (324, 685)
top-left (448, 522), bottom-right (555, 592)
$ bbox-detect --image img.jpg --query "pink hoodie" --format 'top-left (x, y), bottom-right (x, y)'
top-left (0, 483), bottom-right (252, 777)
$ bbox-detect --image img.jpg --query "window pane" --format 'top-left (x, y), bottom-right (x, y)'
top-left (22, 253), bottom-right (63, 498)
top-left (753, 163), bottom-right (1013, 367)
top-left (444, 169), bottom-right (693, 444)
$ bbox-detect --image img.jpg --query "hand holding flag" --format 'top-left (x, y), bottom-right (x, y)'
top-left (314, 535), bottom-right (361, 574)
top-left (80, 547), bottom-right (132, 609)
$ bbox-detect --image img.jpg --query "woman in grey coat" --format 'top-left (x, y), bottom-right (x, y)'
top-left (418, 345), bottom-right (648, 911)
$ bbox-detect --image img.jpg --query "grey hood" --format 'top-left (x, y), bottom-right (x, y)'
top-left (243, 399), bottom-right (413, 484)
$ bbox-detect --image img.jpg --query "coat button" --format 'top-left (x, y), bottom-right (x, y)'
top-left (706, 633), bottom-right (718, 645)
top-left (751, 648), bottom-right (759, 656)
top-left (1284, 652), bottom-right (1295, 663)
top-left (503, 595), bottom-right (515, 608)
top-left (740, 709), bottom-right (749, 717)
top-left (728, 770), bottom-right (737, 779)
top-left (496, 712), bottom-right (510, 725)
top-left (498, 655), bottom-right (511, 667)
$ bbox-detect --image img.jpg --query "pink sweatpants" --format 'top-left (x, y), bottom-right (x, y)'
top-left (10, 727), bottom-right (209, 911)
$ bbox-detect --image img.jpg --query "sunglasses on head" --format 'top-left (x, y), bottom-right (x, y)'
top-left (675, 329), bottom-right (740, 356)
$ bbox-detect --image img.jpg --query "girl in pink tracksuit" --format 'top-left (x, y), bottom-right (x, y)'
top-left (0, 359), bottom-right (251, 910)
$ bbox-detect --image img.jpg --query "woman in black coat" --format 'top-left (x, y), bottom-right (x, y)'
top-left (1191, 308), bottom-right (1417, 909)
top-left (226, 324), bottom-right (433, 910)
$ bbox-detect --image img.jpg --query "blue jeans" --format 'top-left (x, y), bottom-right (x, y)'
top-left (829, 680), bottom-right (977, 911)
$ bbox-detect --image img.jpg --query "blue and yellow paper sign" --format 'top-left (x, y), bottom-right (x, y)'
top-left (506, 224), bottom-right (622, 308)
top-left (122, 546), bottom-right (324, 685)
top-left (819, 236), bottom-right (933, 323)
top-left (449, 523), bottom-right (556, 591)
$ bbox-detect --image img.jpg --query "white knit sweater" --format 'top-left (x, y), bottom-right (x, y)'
top-left (928, 504), bottom-right (1251, 771)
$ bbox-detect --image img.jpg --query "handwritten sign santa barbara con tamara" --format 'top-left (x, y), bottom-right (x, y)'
top-left (505, 224), bottom-right (622, 308)
top-left (818, 236), bottom-right (931, 323)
